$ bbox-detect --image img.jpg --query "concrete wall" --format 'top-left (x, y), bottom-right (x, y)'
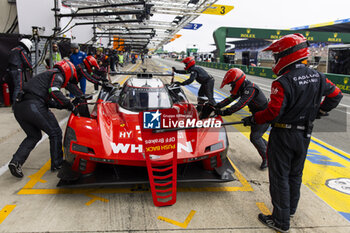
top-left (0, 1), bottom-right (18, 33)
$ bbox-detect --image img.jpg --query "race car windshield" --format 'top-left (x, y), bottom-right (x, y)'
top-left (119, 86), bottom-right (172, 111)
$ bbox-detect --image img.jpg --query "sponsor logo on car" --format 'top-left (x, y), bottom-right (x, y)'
top-left (143, 110), bottom-right (222, 129)
top-left (143, 110), bottom-right (161, 129)
top-left (110, 141), bottom-right (193, 154)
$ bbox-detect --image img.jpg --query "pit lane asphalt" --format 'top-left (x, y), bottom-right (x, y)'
top-left (158, 58), bottom-right (350, 154)
top-left (0, 58), bottom-right (349, 232)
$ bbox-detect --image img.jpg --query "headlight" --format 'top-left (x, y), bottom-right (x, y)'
top-left (218, 126), bottom-right (228, 148)
top-left (218, 126), bottom-right (229, 160)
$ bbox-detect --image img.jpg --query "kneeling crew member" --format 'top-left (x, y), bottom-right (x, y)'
top-left (215, 68), bottom-right (269, 169)
top-left (8, 60), bottom-right (79, 178)
top-left (243, 33), bottom-right (343, 232)
top-left (172, 57), bottom-right (216, 107)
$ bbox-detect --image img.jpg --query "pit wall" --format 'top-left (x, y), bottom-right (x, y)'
top-left (176, 60), bottom-right (350, 94)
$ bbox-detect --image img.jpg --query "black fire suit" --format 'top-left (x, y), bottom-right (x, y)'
top-left (254, 63), bottom-right (343, 229)
top-left (8, 45), bottom-right (32, 106)
top-left (72, 63), bottom-right (104, 96)
top-left (216, 79), bottom-right (269, 162)
top-left (174, 65), bottom-right (216, 105)
top-left (11, 69), bottom-right (75, 170)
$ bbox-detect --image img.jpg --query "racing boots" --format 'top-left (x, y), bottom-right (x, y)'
top-left (8, 161), bottom-right (24, 178)
top-left (51, 162), bottom-right (62, 172)
top-left (258, 213), bottom-right (289, 233)
top-left (51, 159), bottom-right (63, 172)
top-left (51, 165), bottom-right (62, 172)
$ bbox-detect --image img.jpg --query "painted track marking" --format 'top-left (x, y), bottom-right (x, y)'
top-left (85, 194), bottom-right (109, 206)
top-left (0, 205), bottom-right (16, 225)
top-left (158, 210), bottom-right (196, 229)
top-left (256, 202), bottom-right (271, 215)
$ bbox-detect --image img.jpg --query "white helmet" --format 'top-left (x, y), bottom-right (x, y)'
top-left (20, 38), bottom-right (33, 51)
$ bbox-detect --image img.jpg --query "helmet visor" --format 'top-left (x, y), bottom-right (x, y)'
top-left (230, 82), bottom-right (236, 91)
top-left (273, 53), bottom-right (280, 64)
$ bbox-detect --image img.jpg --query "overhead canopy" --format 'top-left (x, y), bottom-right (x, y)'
top-left (60, 0), bottom-right (219, 52)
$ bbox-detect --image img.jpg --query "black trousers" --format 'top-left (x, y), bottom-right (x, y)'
top-left (267, 127), bottom-right (311, 228)
top-left (9, 69), bottom-right (24, 108)
top-left (198, 78), bottom-right (216, 105)
top-left (110, 58), bottom-right (116, 72)
top-left (250, 123), bottom-right (269, 160)
top-left (12, 98), bottom-right (63, 169)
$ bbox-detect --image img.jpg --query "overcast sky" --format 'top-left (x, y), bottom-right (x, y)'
top-left (163, 0), bottom-right (350, 52)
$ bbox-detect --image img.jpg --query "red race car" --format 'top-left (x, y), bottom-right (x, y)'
top-left (58, 72), bottom-right (235, 206)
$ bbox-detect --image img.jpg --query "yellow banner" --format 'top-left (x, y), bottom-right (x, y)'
top-left (202, 4), bottom-right (234, 15)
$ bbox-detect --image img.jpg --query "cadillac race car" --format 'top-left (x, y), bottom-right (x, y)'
top-left (59, 72), bottom-right (235, 206)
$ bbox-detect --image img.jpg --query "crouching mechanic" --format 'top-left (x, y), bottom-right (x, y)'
top-left (215, 68), bottom-right (269, 169)
top-left (243, 33), bottom-right (343, 232)
top-left (8, 60), bottom-right (80, 178)
top-left (172, 57), bottom-right (216, 108)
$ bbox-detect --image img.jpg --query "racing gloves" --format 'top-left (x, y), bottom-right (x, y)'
top-left (69, 98), bottom-right (81, 116)
top-left (215, 109), bottom-right (229, 116)
top-left (242, 116), bottom-right (256, 126)
top-left (316, 109), bottom-right (329, 119)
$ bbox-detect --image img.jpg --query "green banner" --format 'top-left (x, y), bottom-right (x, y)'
top-left (186, 48), bottom-right (198, 57)
top-left (196, 61), bottom-right (350, 94)
top-left (225, 27), bottom-right (350, 43)
top-left (213, 27), bottom-right (350, 63)
top-left (325, 73), bottom-right (350, 94)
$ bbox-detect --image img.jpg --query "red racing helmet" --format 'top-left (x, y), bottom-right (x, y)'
top-left (83, 55), bottom-right (100, 73)
top-left (54, 59), bottom-right (78, 88)
top-left (220, 68), bottom-right (246, 95)
top-left (263, 33), bottom-right (310, 76)
top-left (182, 56), bottom-right (195, 70)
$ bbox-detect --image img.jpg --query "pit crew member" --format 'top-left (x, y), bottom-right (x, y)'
top-left (172, 57), bottom-right (216, 108)
top-left (215, 68), bottom-right (269, 169)
top-left (8, 60), bottom-right (80, 178)
top-left (243, 33), bottom-right (343, 232)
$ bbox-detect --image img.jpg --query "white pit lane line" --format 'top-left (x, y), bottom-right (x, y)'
top-left (0, 116), bottom-right (70, 177)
